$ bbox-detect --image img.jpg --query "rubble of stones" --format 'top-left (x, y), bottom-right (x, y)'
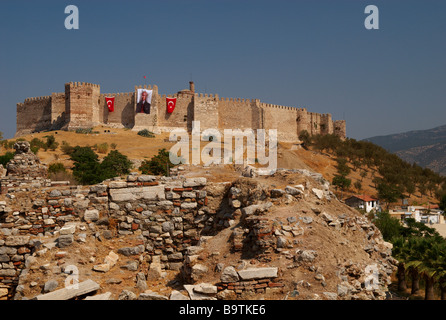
top-left (0, 141), bottom-right (51, 195)
top-left (0, 158), bottom-right (397, 300)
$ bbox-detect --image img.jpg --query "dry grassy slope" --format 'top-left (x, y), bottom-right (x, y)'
top-left (278, 143), bottom-right (438, 206)
top-left (5, 127), bottom-right (438, 205)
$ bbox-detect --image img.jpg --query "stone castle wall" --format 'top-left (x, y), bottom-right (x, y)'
top-left (158, 92), bottom-right (194, 131)
top-left (99, 92), bottom-right (135, 129)
top-left (16, 96), bottom-right (52, 136)
top-left (16, 82), bottom-right (346, 141)
top-left (262, 104), bottom-right (300, 141)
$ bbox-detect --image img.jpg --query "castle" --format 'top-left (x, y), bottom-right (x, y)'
top-left (15, 81), bottom-right (346, 141)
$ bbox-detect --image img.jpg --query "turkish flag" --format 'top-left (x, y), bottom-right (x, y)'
top-left (166, 97), bottom-right (176, 113)
top-left (105, 97), bottom-right (115, 112)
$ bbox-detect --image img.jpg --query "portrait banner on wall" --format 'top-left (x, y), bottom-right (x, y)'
top-left (105, 97), bottom-right (115, 112)
top-left (136, 89), bottom-right (152, 114)
top-left (166, 97), bottom-right (176, 113)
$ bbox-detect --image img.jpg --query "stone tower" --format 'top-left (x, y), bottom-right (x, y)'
top-left (63, 82), bottom-right (101, 130)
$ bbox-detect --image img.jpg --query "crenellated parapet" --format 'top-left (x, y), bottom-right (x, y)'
top-left (66, 81), bottom-right (100, 88)
top-left (22, 95), bottom-right (51, 103)
top-left (15, 81), bottom-right (346, 140)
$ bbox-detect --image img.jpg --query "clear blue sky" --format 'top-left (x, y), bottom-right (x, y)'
top-left (1, 0), bottom-right (445, 140)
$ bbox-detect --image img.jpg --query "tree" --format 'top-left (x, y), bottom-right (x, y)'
top-left (139, 148), bottom-right (175, 176)
top-left (298, 130), bottom-right (311, 148)
top-left (48, 162), bottom-right (66, 174)
top-left (391, 237), bottom-right (409, 292)
top-left (45, 135), bottom-right (59, 151)
top-left (377, 182), bottom-right (402, 210)
top-left (335, 158), bottom-right (351, 177)
top-left (61, 141), bottom-right (75, 155)
top-left (100, 150), bottom-right (132, 180)
top-left (360, 170), bottom-right (367, 182)
top-left (427, 181), bottom-right (437, 198)
top-left (412, 238), bottom-right (442, 300)
top-left (439, 194), bottom-right (446, 211)
top-left (70, 146), bottom-right (102, 185)
top-left (404, 237), bottom-right (425, 295)
top-left (332, 157), bottom-right (352, 194)
top-left (0, 152), bottom-right (14, 167)
top-left (354, 180), bottom-right (362, 193)
top-left (373, 211), bottom-right (402, 242)
top-left (419, 183), bottom-right (427, 200)
top-left (405, 181), bottom-right (416, 199)
top-left (332, 174), bottom-right (351, 192)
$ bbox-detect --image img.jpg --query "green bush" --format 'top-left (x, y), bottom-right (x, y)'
top-left (372, 211), bottom-right (403, 242)
top-left (30, 138), bottom-right (48, 153)
top-left (30, 146), bottom-right (40, 154)
top-left (75, 128), bottom-right (100, 134)
top-left (48, 162), bottom-right (66, 174)
top-left (70, 146), bottom-right (132, 185)
top-left (70, 146), bottom-right (102, 185)
top-left (139, 148), bottom-right (175, 176)
top-left (298, 130), bottom-right (311, 147)
top-left (97, 142), bottom-right (109, 154)
top-left (75, 128), bottom-right (92, 134)
top-left (61, 141), bottom-right (75, 155)
top-left (0, 152), bottom-right (14, 166)
top-left (137, 129), bottom-right (155, 138)
top-left (44, 135), bottom-right (59, 151)
top-left (100, 150), bottom-right (132, 180)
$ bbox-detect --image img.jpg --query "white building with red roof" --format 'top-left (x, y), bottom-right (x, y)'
top-left (344, 195), bottom-right (380, 213)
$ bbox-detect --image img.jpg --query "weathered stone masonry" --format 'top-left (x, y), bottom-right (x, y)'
top-left (16, 81), bottom-right (346, 142)
top-left (0, 174), bottom-right (215, 293)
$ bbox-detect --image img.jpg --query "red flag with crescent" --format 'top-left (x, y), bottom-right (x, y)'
top-left (105, 97), bottom-right (115, 112)
top-left (166, 97), bottom-right (176, 113)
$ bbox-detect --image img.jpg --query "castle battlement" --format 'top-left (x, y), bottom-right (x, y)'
top-left (218, 97), bottom-right (257, 104)
top-left (260, 102), bottom-right (296, 111)
top-left (100, 92), bottom-right (133, 97)
top-left (67, 82), bottom-right (100, 88)
top-left (15, 81), bottom-right (346, 141)
top-left (21, 95), bottom-right (52, 104)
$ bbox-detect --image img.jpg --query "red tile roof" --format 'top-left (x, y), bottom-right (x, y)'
top-left (348, 195), bottom-right (378, 202)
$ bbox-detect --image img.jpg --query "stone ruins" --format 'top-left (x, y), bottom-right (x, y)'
top-left (0, 144), bottom-right (396, 300)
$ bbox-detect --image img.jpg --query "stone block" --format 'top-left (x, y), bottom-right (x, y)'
top-left (5, 236), bottom-right (30, 246)
top-left (237, 267), bottom-right (278, 280)
top-left (84, 209), bottom-right (99, 222)
top-left (109, 186), bottom-right (165, 202)
top-left (183, 178), bottom-right (207, 187)
top-left (181, 202), bottom-right (197, 209)
top-left (57, 235), bottom-right (73, 248)
top-left (138, 291), bottom-right (168, 300)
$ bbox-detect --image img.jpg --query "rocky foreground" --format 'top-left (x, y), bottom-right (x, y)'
top-left (0, 142), bottom-right (397, 300)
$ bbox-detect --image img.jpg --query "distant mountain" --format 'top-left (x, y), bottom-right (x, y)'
top-left (364, 125), bottom-right (446, 176)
